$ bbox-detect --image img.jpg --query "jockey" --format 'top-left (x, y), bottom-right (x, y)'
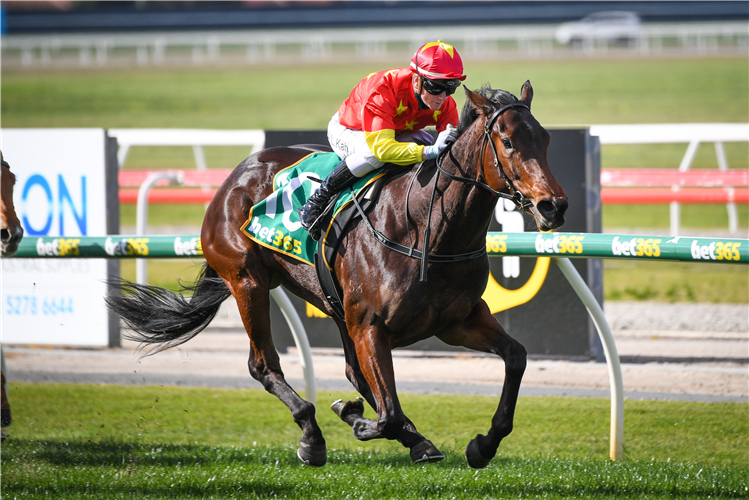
top-left (298, 40), bottom-right (467, 240)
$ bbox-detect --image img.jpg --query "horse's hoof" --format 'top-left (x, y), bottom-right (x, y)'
top-left (1, 409), bottom-right (11, 427)
top-left (465, 437), bottom-right (492, 469)
top-left (410, 440), bottom-right (445, 464)
top-left (331, 397), bottom-right (364, 419)
top-left (297, 441), bottom-right (327, 467)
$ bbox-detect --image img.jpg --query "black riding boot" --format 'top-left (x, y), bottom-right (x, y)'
top-left (298, 159), bottom-right (356, 240)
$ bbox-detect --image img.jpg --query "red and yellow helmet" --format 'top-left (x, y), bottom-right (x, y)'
top-left (410, 40), bottom-right (466, 81)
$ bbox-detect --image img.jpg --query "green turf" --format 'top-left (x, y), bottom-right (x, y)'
top-left (2, 383), bottom-right (746, 499)
top-left (7, 383), bottom-right (747, 464)
top-left (4, 58), bottom-right (748, 172)
top-left (603, 259), bottom-right (749, 303)
top-left (3, 57), bottom-right (747, 128)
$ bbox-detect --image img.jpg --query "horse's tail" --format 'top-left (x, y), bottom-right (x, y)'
top-left (106, 263), bottom-right (232, 356)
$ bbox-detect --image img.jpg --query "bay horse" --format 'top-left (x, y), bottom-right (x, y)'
top-left (1, 152), bottom-right (23, 257)
top-left (1, 151), bottom-right (24, 438)
top-left (107, 82), bottom-right (568, 468)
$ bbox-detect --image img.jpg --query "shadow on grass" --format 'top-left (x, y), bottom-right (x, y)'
top-left (6, 438), bottom-right (416, 468)
top-left (4, 439), bottom-right (745, 499)
top-left (7, 439), bottom-right (291, 467)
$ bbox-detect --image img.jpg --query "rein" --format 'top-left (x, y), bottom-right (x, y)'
top-left (349, 153), bottom-right (487, 282)
top-left (1, 160), bottom-right (10, 169)
top-left (350, 101), bottom-right (534, 282)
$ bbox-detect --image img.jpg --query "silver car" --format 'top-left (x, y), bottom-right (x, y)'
top-left (555, 11), bottom-right (643, 45)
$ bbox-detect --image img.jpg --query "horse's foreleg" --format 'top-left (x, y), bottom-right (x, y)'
top-left (234, 283), bottom-right (326, 466)
top-left (333, 326), bottom-right (443, 462)
top-left (438, 300), bottom-right (527, 469)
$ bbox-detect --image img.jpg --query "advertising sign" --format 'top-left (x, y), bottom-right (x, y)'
top-left (2, 129), bottom-right (117, 346)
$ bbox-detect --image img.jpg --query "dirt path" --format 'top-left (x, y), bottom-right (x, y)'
top-left (6, 326), bottom-right (746, 403)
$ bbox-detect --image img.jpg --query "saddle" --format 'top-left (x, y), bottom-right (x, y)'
top-left (314, 174), bottom-right (389, 320)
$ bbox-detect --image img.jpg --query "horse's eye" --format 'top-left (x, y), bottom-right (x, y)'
top-left (501, 138), bottom-right (512, 150)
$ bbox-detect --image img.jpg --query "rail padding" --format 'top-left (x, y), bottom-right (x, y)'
top-left (13, 232), bottom-right (749, 264)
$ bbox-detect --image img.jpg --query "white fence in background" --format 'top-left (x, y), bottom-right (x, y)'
top-left (108, 128), bottom-right (266, 285)
top-left (590, 123), bottom-right (749, 235)
top-left (110, 128), bottom-right (265, 169)
top-left (110, 124), bottom-right (749, 237)
top-left (3, 22), bottom-right (747, 68)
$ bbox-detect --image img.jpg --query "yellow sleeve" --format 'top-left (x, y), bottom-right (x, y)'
top-left (364, 129), bottom-right (424, 165)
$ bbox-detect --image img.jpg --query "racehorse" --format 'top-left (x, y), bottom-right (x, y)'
top-left (1, 152), bottom-right (23, 257)
top-left (1, 151), bottom-right (24, 438)
top-left (107, 82), bottom-right (568, 468)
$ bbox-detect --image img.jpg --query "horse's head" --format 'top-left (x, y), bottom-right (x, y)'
top-left (1, 151), bottom-right (24, 257)
top-left (460, 81), bottom-right (568, 231)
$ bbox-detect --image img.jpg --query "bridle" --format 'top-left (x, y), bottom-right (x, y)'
top-left (437, 101), bottom-right (533, 211)
top-left (349, 101), bottom-right (535, 282)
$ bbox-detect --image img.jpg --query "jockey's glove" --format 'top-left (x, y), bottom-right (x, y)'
top-left (423, 124), bottom-right (458, 160)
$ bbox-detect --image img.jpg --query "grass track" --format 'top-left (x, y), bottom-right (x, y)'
top-left (3, 383), bottom-right (747, 499)
top-left (5, 443), bottom-right (746, 499)
top-left (3, 57), bottom-right (747, 128)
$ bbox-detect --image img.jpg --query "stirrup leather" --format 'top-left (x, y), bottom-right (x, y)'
top-left (298, 160), bottom-right (355, 238)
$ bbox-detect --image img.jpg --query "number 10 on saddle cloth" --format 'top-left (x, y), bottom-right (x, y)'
top-left (241, 152), bottom-right (383, 266)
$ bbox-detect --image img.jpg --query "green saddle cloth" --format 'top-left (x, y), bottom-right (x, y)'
top-left (241, 152), bottom-right (384, 266)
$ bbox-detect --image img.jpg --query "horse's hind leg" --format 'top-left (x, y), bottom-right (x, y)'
top-left (332, 328), bottom-right (444, 462)
top-left (438, 299), bottom-right (527, 469)
top-left (334, 330), bottom-right (445, 463)
top-left (233, 280), bottom-right (326, 466)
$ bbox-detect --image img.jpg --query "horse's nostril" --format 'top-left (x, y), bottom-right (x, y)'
top-left (537, 198), bottom-right (567, 220)
top-left (0, 228), bottom-right (9, 243)
top-left (536, 200), bottom-right (556, 219)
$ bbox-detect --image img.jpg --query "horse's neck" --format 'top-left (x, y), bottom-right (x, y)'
top-left (413, 147), bottom-right (496, 255)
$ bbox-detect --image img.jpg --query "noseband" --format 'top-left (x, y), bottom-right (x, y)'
top-left (438, 101), bottom-right (534, 210)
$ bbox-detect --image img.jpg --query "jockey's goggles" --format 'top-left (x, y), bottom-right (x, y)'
top-left (421, 77), bottom-right (460, 96)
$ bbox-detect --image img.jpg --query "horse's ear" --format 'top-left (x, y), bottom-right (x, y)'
top-left (520, 80), bottom-right (533, 110)
top-left (464, 86), bottom-right (495, 117)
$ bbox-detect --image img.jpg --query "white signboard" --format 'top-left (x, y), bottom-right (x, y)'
top-left (2, 129), bottom-right (112, 346)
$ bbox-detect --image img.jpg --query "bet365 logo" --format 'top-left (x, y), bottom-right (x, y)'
top-left (690, 240), bottom-right (742, 261)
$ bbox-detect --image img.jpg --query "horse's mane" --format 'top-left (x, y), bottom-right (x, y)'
top-left (456, 84), bottom-right (519, 136)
